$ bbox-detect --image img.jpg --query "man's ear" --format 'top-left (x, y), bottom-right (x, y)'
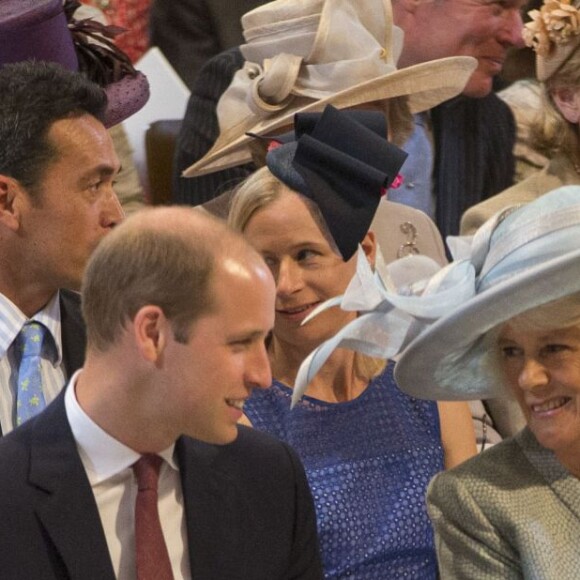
top-left (361, 231), bottom-right (378, 268)
top-left (133, 305), bottom-right (168, 364)
top-left (552, 87), bottom-right (580, 124)
top-left (0, 175), bottom-right (23, 232)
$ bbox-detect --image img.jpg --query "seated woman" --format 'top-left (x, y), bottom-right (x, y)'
top-left (393, 185), bottom-right (580, 577)
top-left (228, 105), bottom-right (476, 579)
top-left (461, 0), bottom-right (580, 235)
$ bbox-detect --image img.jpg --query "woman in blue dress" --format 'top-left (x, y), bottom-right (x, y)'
top-left (228, 105), bottom-right (476, 579)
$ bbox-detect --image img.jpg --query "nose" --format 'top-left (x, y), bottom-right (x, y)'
top-left (518, 357), bottom-right (549, 392)
top-left (276, 259), bottom-right (303, 298)
top-left (101, 188), bottom-right (125, 229)
top-left (246, 342), bottom-right (273, 390)
top-left (499, 8), bottom-right (525, 48)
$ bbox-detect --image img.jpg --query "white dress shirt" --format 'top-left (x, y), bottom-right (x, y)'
top-left (65, 371), bottom-right (191, 579)
top-left (0, 292), bottom-right (66, 434)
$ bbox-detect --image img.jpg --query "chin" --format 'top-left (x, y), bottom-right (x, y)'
top-left (461, 74), bottom-right (494, 99)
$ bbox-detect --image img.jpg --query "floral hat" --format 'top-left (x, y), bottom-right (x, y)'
top-left (522, 0), bottom-right (580, 81)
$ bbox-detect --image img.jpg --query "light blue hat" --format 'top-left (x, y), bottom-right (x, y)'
top-left (293, 185), bottom-right (580, 403)
top-left (395, 185), bottom-right (580, 400)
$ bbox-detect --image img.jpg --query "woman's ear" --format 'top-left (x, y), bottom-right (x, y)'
top-left (551, 86), bottom-right (580, 124)
top-left (361, 231), bottom-right (377, 268)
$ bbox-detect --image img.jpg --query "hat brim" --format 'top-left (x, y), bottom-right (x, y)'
top-left (183, 55), bottom-right (477, 178)
top-left (103, 72), bottom-right (150, 128)
top-left (393, 246), bottom-right (580, 401)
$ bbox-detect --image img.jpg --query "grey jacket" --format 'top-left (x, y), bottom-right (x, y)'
top-left (428, 428), bottom-right (580, 579)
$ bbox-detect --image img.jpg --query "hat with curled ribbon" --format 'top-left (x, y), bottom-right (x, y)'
top-left (522, 0), bottom-right (580, 81)
top-left (263, 105), bottom-right (408, 262)
top-left (0, 0), bottom-right (149, 127)
top-left (292, 185), bottom-right (580, 406)
top-left (183, 0), bottom-right (476, 178)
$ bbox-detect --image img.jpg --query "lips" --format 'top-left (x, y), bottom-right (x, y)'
top-left (225, 398), bottom-right (246, 411)
top-left (277, 303), bottom-right (315, 315)
top-left (530, 397), bottom-right (571, 414)
top-left (276, 301), bottom-right (320, 321)
top-left (479, 56), bottom-right (505, 72)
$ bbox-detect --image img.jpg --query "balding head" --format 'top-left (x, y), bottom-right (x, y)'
top-left (82, 206), bottom-right (263, 352)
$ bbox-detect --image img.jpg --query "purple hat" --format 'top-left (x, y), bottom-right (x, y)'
top-left (265, 105), bottom-right (408, 261)
top-left (0, 0), bottom-right (149, 127)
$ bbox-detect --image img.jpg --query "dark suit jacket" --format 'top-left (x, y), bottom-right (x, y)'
top-left (60, 289), bottom-right (86, 379)
top-left (149, 0), bottom-right (267, 90)
top-left (0, 392), bottom-right (323, 579)
top-left (0, 290), bottom-right (86, 438)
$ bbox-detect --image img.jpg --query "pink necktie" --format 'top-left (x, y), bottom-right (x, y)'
top-left (132, 454), bottom-right (174, 580)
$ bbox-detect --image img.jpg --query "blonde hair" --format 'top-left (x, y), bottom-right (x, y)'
top-left (483, 291), bottom-right (580, 389)
top-left (531, 47), bottom-right (580, 162)
top-left (229, 167), bottom-right (386, 382)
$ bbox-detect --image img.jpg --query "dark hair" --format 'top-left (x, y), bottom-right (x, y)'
top-left (0, 60), bottom-right (107, 194)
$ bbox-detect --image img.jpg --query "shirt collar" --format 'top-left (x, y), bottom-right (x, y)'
top-left (65, 370), bottom-right (178, 485)
top-left (0, 291), bottom-right (63, 364)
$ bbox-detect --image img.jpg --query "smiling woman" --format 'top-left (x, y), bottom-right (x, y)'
top-left (391, 185), bottom-right (580, 577)
top-left (228, 105), bottom-right (477, 579)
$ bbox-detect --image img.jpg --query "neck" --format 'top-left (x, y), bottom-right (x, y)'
top-left (555, 446), bottom-right (580, 480)
top-left (269, 335), bottom-right (367, 403)
top-left (75, 357), bottom-right (177, 453)
top-left (0, 265), bottom-right (55, 317)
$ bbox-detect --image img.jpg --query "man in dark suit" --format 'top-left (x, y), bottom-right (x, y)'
top-left (0, 206), bottom-right (323, 579)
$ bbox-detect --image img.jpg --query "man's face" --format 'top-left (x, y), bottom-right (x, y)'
top-left (165, 256), bottom-right (275, 444)
top-left (17, 114), bottom-right (123, 293)
top-left (398, 0), bottom-right (526, 97)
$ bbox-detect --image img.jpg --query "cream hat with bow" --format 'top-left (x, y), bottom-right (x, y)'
top-left (183, 0), bottom-right (476, 178)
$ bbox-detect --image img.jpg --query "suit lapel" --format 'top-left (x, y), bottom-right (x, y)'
top-left (59, 290), bottom-right (86, 379)
top-left (29, 393), bottom-right (116, 580)
top-left (178, 437), bottom-right (254, 579)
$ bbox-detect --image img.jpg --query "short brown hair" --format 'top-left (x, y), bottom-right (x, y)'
top-left (82, 209), bottom-right (229, 352)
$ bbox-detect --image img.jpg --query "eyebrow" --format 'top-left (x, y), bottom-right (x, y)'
top-left (228, 329), bottom-right (270, 342)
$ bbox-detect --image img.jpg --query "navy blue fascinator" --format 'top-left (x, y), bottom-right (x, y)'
top-left (264, 105), bottom-right (407, 261)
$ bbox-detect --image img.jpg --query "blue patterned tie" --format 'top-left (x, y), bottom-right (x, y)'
top-left (15, 322), bottom-right (47, 426)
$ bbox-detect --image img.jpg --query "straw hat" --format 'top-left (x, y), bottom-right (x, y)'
top-left (394, 185), bottom-right (580, 401)
top-left (183, 0), bottom-right (476, 178)
top-left (0, 0), bottom-right (149, 127)
top-left (522, 0), bottom-right (580, 81)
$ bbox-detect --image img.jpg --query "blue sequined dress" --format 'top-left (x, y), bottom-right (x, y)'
top-left (244, 361), bottom-right (443, 579)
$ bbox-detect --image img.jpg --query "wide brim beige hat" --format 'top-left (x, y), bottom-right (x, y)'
top-left (183, 0), bottom-right (476, 178)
